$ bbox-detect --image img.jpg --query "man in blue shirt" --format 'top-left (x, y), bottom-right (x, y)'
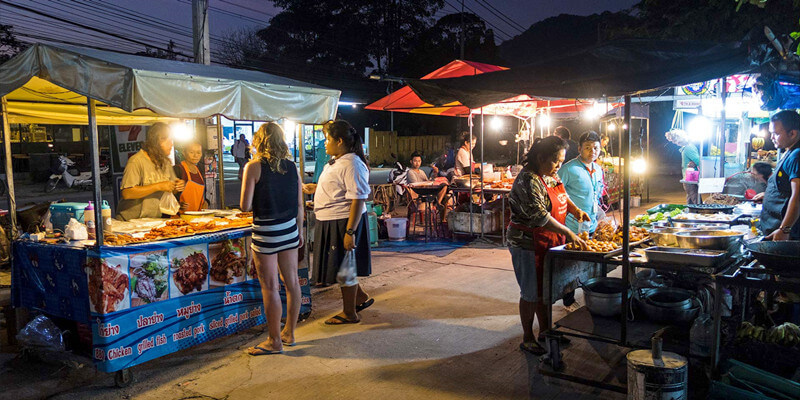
top-left (667, 130), bottom-right (702, 204)
top-left (558, 131), bottom-right (605, 234)
top-left (755, 110), bottom-right (800, 240)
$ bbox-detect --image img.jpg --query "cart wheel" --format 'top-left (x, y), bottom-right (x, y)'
top-left (114, 368), bottom-right (133, 388)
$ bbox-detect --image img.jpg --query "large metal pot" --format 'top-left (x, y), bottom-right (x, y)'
top-left (649, 227), bottom-right (699, 247)
top-left (641, 287), bottom-right (694, 309)
top-left (636, 289), bottom-right (700, 324)
top-left (671, 221), bottom-right (729, 229)
top-left (675, 230), bottom-right (744, 253)
top-left (582, 277), bottom-right (626, 317)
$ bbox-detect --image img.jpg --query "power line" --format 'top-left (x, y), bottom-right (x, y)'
top-left (0, 0), bottom-right (192, 58)
top-left (25, 0), bottom-right (196, 53)
top-left (442, 0), bottom-right (510, 41)
top-left (216, 0), bottom-right (275, 18)
top-left (471, 0), bottom-right (526, 33)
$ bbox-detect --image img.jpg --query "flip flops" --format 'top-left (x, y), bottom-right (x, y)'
top-left (519, 341), bottom-right (547, 356)
top-left (281, 338), bottom-right (296, 347)
top-left (324, 315), bottom-right (361, 325)
top-left (246, 345), bottom-right (283, 356)
top-left (355, 298), bottom-right (375, 312)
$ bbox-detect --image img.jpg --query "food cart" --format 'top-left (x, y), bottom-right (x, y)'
top-left (406, 39), bottom-right (773, 393)
top-left (1, 43), bottom-right (339, 384)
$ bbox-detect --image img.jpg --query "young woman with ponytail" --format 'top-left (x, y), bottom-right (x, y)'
top-left (307, 120), bottom-right (374, 324)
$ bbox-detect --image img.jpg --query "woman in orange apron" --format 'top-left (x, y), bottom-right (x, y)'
top-left (175, 141), bottom-right (207, 212)
top-left (507, 136), bottom-right (588, 355)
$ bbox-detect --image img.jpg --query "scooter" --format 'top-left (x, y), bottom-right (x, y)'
top-left (44, 155), bottom-right (109, 193)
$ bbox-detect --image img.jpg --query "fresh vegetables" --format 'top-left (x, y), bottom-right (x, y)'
top-left (633, 208), bottom-right (684, 226)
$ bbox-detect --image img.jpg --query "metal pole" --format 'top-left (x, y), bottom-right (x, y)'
top-left (468, 114), bottom-right (473, 236)
top-left (87, 98), bottom-right (104, 247)
top-left (480, 110), bottom-right (485, 238)
top-left (646, 116), bottom-right (650, 202)
top-left (216, 116), bottom-right (225, 208)
top-left (621, 95), bottom-right (631, 345)
top-left (719, 77), bottom-right (727, 178)
top-left (1, 97), bottom-right (17, 239)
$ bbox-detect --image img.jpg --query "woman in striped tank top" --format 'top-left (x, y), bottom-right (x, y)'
top-left (240, 122), bottom-right (303, 355)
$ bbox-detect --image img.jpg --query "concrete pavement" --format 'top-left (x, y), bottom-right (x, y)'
top-left (0, 174), bottom-right (687, 399)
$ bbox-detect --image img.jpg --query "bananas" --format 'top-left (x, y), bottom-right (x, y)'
top-left (737, 321), bottom-right (800, 347)
top-left (751, 137), bottom-right (765, 151)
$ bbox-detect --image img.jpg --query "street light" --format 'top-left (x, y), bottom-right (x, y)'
top-left (490, 116), bottom-right (503, 131)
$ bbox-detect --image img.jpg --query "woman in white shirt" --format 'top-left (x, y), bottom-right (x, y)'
top-left (307, 120), bottom-right (374, 324)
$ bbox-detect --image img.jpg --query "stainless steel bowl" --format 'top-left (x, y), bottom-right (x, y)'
top-left (648, 227), bottom-right (699, 247)
top-left (675, 230), bottom-right (745, 252)
top-left (582, 277), bottom-right (626, 317)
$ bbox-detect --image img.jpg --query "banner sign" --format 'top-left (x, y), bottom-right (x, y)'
top-left (13, 228), bottom-right (312, 373)
top-left (110, 125), bottom-right (148, 174)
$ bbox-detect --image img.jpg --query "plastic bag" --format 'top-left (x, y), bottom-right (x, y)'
top-left (159, 191), bottom-right (180, 215)
top-left (16, 315), bottom-right (65, 351)
top-left (336, 249), bottom-right (358, 287)
top-left (64, 218), bottom-right (88, 240)
top-left (690, 313), bottom-right (713, 357)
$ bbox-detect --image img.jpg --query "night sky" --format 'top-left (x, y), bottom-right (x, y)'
top-left (1, 0), bottom-right (640, 59)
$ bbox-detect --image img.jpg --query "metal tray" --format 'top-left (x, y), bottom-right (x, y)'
top-left (668, 214), bottom-right (743, 226)
top-left (643, 246), bottom-right (727, 267)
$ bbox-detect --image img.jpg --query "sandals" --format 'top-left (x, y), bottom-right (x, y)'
top-left (519, 341), bottom-right (547, 356)
top-left (245, 345), bottom-right (283, 356)
top-left (355, 298), bottom-right (375, 312)
top-left (324, 315), bottom-right (361, 325)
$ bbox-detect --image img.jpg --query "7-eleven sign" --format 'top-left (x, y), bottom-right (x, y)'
top-left (111, 126), bottom-right (148, 173)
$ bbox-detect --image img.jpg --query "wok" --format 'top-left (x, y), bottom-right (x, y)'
top-left (746, 241), bottom-right (800, 271)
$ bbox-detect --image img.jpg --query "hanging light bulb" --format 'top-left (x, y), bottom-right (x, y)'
top-left (490, 116), bottom-right (503, 131)
top-left (608, 122), bottom-right (617, 131)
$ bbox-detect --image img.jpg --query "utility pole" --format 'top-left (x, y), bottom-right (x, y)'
top-left (192, 0), bottom-right (210, 65)
top-left (192, 0), bottom-right (221, 208)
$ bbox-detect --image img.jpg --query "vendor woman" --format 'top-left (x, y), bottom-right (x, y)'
top-left (117, 122), bottom-right (185, 221)
top-left (174, 140), bottom-right (207, 212)
top-left (756, 110), bottom-right (800, 240)
top-left (507, 136), bottom-right (588, 355)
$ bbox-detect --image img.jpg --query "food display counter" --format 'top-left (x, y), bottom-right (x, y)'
top-left (11, 220), bottom-right (311, 375)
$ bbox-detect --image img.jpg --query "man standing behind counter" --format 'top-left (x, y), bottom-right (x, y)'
top-left (755, 110), bottom-right (800, 240)
top-left (558, 131), bottom-right (605, 234)
top-left (118, 123), bottom-right (185, 221)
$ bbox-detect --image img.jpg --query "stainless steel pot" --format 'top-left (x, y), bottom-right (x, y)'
top-left (675, 230), bottom-right (744, 252)
top-left (635, 292), bottom-right (700, 324)
top-left (648, 227), bottom-right (699, 247)
top-left (641, 287), bottom-right (694, 309)
top-left (582, 277), bottom-right (626, 317)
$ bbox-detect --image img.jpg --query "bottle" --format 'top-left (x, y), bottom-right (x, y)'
top-left (101, 200), bottom-right (112, 232)
top-left (84, 202), bottom-right (95, 240)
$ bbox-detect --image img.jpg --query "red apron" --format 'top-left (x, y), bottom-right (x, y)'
top-left (509, 175), bottom-right (569, 295)
top-left (179, 161), bottom-right (205, 212)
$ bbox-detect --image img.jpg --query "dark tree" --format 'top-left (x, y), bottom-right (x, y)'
top-left (393, 12), bottom-right (503, 77)
top-left (256, 0), bottom-right (443, 77)
top-left (623, 0), bottom-right (800, 42)
top-left (0, 24), bottom-right (25, 63)
top-left (136, 40), bottom-right (184, 61)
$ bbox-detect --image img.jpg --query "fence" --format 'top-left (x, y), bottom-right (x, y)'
top-left (367, 129), bottom-right (449, 167)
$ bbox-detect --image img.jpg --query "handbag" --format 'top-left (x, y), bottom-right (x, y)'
top-left (336, 249), bottom-right (359, 287)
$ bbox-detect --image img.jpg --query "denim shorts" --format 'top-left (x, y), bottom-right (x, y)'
top-left (509, 246), bottom-right (538, 302)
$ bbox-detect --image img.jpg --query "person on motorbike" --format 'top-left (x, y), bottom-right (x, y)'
top-left (117, 123), bottom-right (185, 221)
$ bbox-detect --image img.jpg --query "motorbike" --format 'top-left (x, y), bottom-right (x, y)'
top-left (44, 155), bottom-right (109, 193)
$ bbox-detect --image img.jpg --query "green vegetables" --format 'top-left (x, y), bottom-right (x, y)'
top-left (632, 208), bottom-right (684, 227)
